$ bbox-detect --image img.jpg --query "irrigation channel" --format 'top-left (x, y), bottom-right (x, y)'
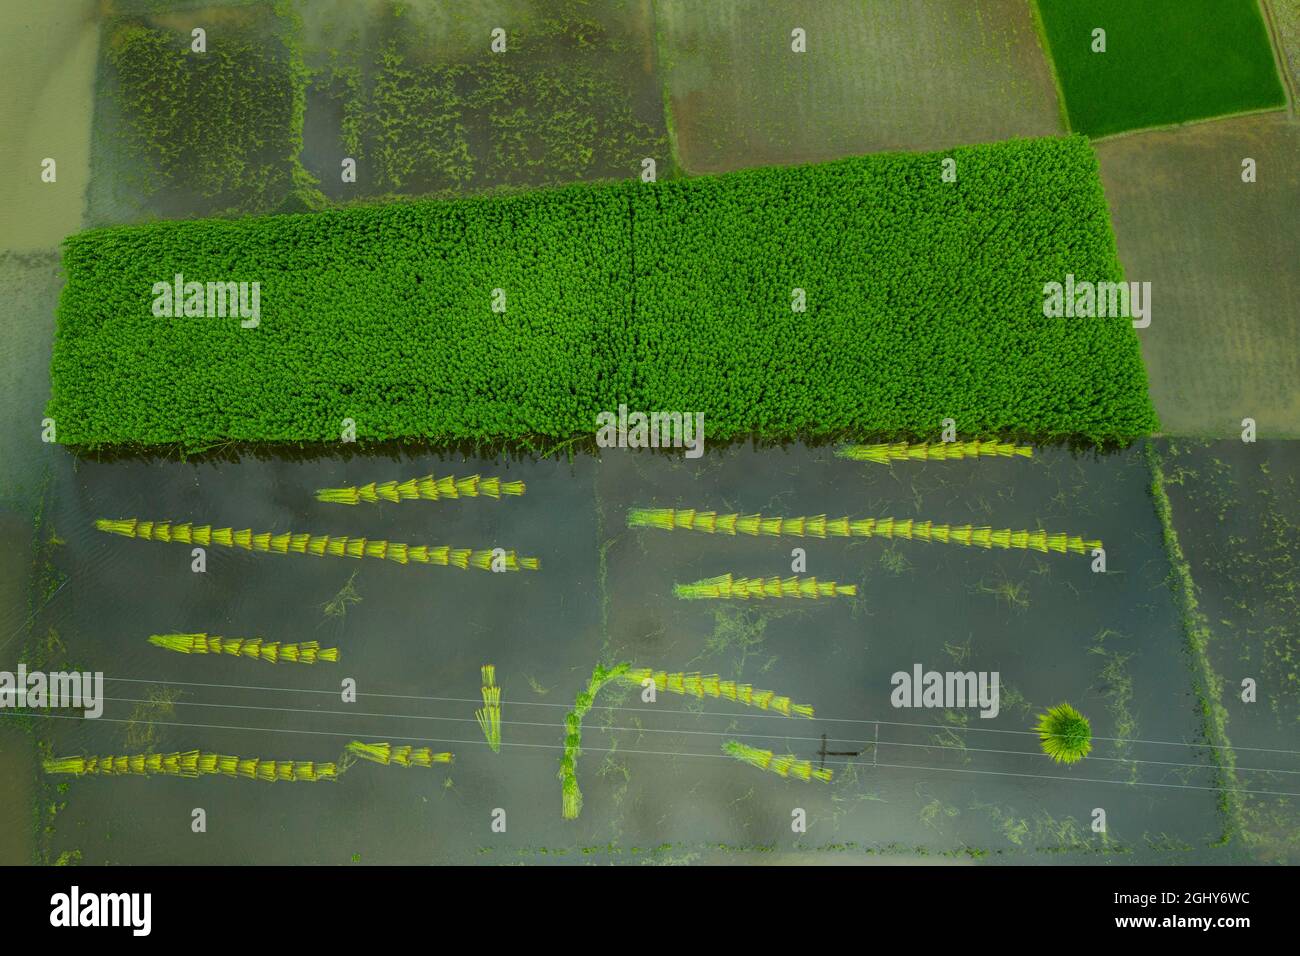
top-left (6, 437), bottom-right (1296, 864)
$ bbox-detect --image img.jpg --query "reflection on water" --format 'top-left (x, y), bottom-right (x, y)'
top-left (0, 724), bottom-right (36, 864)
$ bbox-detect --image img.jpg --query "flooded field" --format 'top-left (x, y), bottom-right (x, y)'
top-left (0, 725), bottom-right (37, 865)
top-left (1156, 439), bottom-right (1299, 861)
top-left (0, 510), bottom-right (37, 865)
top-left (0, 252), bottom-right (60, 497)
top-left (0, 0), bottom-right (98, 251)
top-left (301, 0), bottom-right (668, 201)
top-left (2, 0), bottom-right (1294, 868)
top-left (13, 439), bottom-right (1275, 864)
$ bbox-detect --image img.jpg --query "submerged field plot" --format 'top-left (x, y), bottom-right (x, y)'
top-left (1034, 0), bottom-right (1287, 137)
top-left (302, 0), bottom-right (668, 200)
top-left (86, 1), bottom-right (312, 227)
top-left (1265, 0), bottom-right (1300, 109)
top-left (591, 443), bottom-right (1235, 858)
top-left (25, 450), bottom-right (598, 865)
top-left (50, 136), bottom-right (1156, 450)
top-left (0, 0), bottom-right (98, 250)
top-left (26, 438), bottom-right (1282, 863)
top-left (88, 0), bottom-right (671, 223)
top-left (1155, 439), bottom-right (1300, 862)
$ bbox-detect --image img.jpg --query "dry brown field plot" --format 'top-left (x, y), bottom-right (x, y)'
top-left (655, 0), bottom-right (1062, 173)
top-left (1097, 113), bottom-right (1300, 438)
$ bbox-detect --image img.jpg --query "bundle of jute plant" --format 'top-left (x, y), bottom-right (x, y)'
top-left (343, 741), bottom-right (453, 767)
top-left (476, 665), bottom-right (502, 753)
top-left (96, 518), bottom-right (539, 570)
top-left (43, 751), bottom-right (341, 782)
top-left (148, 632), bottom-right (339, 663)
top-left (723, 741), bottom-right (832, 782)
top-left (315, 474), bottom-right (525, 505)
top-left (45, 741), bottom-right (453, 782)
top-left (674, 574), bottom-right (855, 600)
top-left (835, 441), bottom-right (1033, 464)
top-left (621, 668), bottom-right (814, 718)
top-left (628, 508), bottom-right (1099, 555)
top-left (1035, 703), bottom-right (1093, 764)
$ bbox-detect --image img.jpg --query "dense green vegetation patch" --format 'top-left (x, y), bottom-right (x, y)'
top-left (1034, 0), bottom-right (1286, 137)
top-left (49, 136), bottom-right (1157, 450)
top-left (51, 184), bottom-right (632, 448)
top-left (628, 137), bottom-right (1156, 441)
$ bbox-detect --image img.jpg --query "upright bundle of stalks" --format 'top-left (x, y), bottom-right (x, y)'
top-left (95, 519), bottom-right (540, 570)
top-left (1035, 703), bottom-right (1093, 764)
top-left (835, 441), bottom-right (1033, 464)
top-left (560, 663), bottom-right (630, 820)
top-left (722, 741), bottom-right (832, 782)
top-left (42, 750), bottom-right (340, 781)
top-left (148, 632), bottom-right (339, 663)
top-left (343, 741), bottom-right (453, 767)
top-left (674, 574), bottom-right (855, 600)
top-left (476, 665), bottom-right (502, 753)
top-left (561, 769), bottom-right (582, 819)
top-left (621, 668), bottom-right (814, 718)
top-left (315, 474), bottom-right (526, 505)
top-left (627, 508), bottom-right (1099, 555)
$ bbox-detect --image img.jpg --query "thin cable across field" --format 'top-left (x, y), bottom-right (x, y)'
top-left (7, 708), bottom-right (1300, 798)
top-left (88, 693), bottom-right (1300, 777)
top-left (100, 674), bottom-right (1300, 756)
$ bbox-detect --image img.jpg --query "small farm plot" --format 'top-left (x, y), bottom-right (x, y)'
top-left (1156, 438), bottom-right (1300, 862)
top-left (627, 136), bottom-right (1157, 445)
top-left (300, 0), bottom-right (669, 200)
top-left (49, 184), bottom-right (635, 449)
top-left (590, 442), bottom-right (1228, 858)
top-left (654, 0), bottom-right (1062, 173)
top-left (1034, 0), bottom-right (1286, 137)
top-left (31, 449), bottom-right (604, 865)
top-left (85, 2), bottom-right (312, 226)
top-left (1096, 114), bottom-right (1300, 437)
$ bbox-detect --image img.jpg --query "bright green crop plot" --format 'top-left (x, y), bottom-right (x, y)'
top-left (49, 136), bottom-right (1157, 451)
top-left (51, 184), bottom-right (633, 449)
top-left (1034, 0), bottom-right (1286, 138)
top-left (628, 137), bottom-right (1157, 442)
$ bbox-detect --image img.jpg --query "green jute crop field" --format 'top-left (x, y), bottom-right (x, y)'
top-left (48, 135), bottom-right (1157, 452)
